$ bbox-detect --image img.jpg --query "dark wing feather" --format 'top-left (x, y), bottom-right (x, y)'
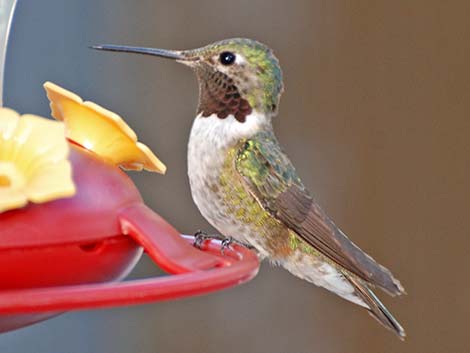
top-left (235, 131), bottom-right (404, 296)
top-left (345, 274), bottom-right (406, 339)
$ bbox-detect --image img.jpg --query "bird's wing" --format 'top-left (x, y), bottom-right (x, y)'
top-left (234, 131), bottom-right (404, 296)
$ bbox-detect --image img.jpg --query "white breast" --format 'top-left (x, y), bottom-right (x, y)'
top-left (187, 112), bottom-right (268, 239)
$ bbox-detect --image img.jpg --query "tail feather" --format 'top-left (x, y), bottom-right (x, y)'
top-left (345, 274), bottom-right (406, 340)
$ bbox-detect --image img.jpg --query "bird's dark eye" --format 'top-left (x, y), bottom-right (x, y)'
top-left (219, 51), bottom-right (236, 65)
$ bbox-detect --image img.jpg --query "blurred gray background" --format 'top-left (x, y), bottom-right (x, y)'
top-left (2, 0), bottom-right (469, 352)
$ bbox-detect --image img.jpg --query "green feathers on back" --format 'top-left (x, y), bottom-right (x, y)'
top-left (235, 130), bottom-right (302, 214)
top-left (231, 130), bottom-right (315, 255)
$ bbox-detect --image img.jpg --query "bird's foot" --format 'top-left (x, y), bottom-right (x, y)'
top-left (193, 230), bottom-right (226, 249)
top-left (221, 236), bottom-right (256, 254)
top-left (193, 231), bottom-right (255, 254)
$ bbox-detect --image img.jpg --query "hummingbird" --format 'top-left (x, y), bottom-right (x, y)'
top-left (92, 38), bottom-right (406, 339)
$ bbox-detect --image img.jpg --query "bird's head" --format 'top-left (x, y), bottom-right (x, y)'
top-left (93, 38), bottom-right (283, 122)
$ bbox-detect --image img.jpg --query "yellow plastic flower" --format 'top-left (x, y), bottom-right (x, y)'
top-left (43, 82), bottom-right (166, 174)
top-left (0, 108), bottom-right (76, 213)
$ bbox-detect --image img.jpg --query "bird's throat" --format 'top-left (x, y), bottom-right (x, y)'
top-left (196, 69), bottom-right (252, 123)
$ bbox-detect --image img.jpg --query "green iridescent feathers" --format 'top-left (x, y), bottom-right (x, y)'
top-left (235, 130), bottom-right (302, 212)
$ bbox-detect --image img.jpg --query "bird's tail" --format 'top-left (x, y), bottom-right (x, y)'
top-left (345, 274), bottom-right (406, 340)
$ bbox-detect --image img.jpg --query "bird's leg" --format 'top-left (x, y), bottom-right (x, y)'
top-left (221, 236), bottom-right (256, 254)
top-left (193, 231), bottom-right (255, 253)
top-left (193, 230), bottom-right (226, 249)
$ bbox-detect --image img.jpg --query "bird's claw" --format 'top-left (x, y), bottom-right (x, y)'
top-left (193, 231), bottom-right (255, 254)
top-left (221, 236), bottom-right (255, 254)
top-left (193, 230), bottom-right (226, 249)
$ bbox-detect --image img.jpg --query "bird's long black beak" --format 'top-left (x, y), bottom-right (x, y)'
top-left (91, 45), bottom-right (196, 63)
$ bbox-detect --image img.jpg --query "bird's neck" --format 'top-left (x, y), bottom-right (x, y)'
top-left (189, 111), bottom-right (273, 150)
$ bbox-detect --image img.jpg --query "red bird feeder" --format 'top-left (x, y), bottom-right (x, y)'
top-left (0, 83), bottom-right (259, 333)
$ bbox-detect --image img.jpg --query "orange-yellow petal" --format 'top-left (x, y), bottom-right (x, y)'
top-left (0, 109), bottom-right (76, 213)
top-left (43, 81), bottom-right (166, 174)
